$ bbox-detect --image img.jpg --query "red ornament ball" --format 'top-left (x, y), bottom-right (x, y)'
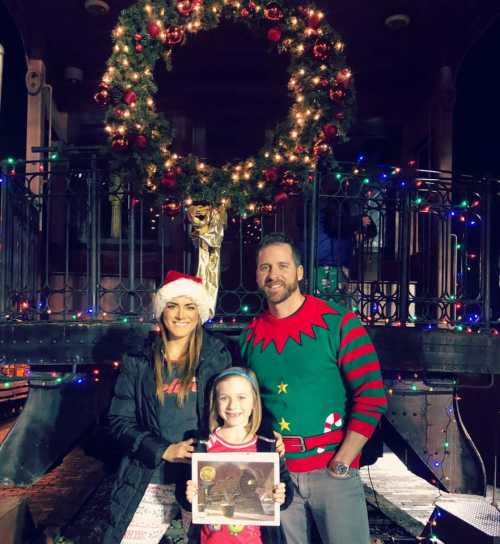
top-left (264, 167), bottom-right (280, 183)
top-left (307, 13), bottom-right (322, 30)
top-left (322, 123), bottom-right (338, 140)
top-left (94, 90), bottom-right (109, 106)
top-left (147, 21), bottom-right (162, 38)
top-left (160, 168), bottom-right (177, 189)
top-left (267, 27), bottom-right (282, 42)
top-left (241, 8), bottom-right (250, 16)
top-left (176, 0), bottom-right (195, 16)
top-left (335, 112), bottom-right (346, 121)
top-left (312, 39), bottom-right (331, 60)
top-left (313, 140), bottom-right (330, 156)
top-left (335, 68), bottom-right (352, 88)
top-left (135, 44), bottom-right (144, 53)
top-left (134, 33), bottom-right (143, 42)
top-left (273, 191), bottom-right (288, 204)
top-left (281, 171), bottom-right (300, 192)
top-left (163, 199), bottom-right (182, 216)
top-left (112, 135), bottom-right (129, 150)
top-left (123, 89), bottom-right (138, 105)
top-left (165, 26), bottom-right (184, 45)
top-left (329, 87), bottom-right (346, 103)
top-left (320, 78), bottom-right (329, 88)
top-left (263, 2), bottom-right (284, 21)
top-left (260, 202), bottom-right (276, 216)
top-left (295, 145), bottom-right (306, 154)
top-left (113, 107), bottom-right (126, 119)
top-left (134, 134), bottom-right (147, 149)
top-left (98, 80), bottom-right (110, 91)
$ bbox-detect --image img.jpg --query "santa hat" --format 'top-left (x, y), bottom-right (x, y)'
top-left (153, 270), bottom-right (211, 324)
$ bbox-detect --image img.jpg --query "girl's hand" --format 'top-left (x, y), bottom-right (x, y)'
top-left (272, 482), bottom-right (286, 505)
top-left (162, 438), bottom-right (195, 463)
top-left (273, 431), bottom-right (285, 457)
top-left (186, 480), bottom-right (198, 503)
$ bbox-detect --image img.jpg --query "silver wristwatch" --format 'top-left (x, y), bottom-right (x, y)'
top-left (330, 461), bottom-right (350, 476)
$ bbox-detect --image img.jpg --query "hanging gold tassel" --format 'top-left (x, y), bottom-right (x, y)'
top-left (109, 174), bottom-right (123, 239)
top-left (187, 204), bottom-right (226, 318)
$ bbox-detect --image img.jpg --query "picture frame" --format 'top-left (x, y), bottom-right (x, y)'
top-left (192, 451), bottom-right (280, 526)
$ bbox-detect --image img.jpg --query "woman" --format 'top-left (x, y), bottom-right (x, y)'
top-left (102, 271), bottom-right (232, 544)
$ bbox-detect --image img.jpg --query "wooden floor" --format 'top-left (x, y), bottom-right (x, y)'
top-left (0, 418), bottom-right (15, 443)
top-left (360, 448), bottom-right (500, 539)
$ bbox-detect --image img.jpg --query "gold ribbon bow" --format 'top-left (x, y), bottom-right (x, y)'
top-left (109, 174), bottom-right (123, 239)
top-left (187, 204), bottom-right (226, 318)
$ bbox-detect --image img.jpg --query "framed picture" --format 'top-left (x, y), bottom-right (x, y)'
top-left (192, 452), bottom-right (280, 526)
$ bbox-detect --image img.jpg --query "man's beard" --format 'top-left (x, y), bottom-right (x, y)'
top-left (261, 278), bottom-right (299, 304)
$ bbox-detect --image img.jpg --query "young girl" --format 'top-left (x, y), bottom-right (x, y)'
top-left (186, 367), bottom-right (293, 544)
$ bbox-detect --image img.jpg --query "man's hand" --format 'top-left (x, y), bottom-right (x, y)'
top-left (272, 482), bottom-right (286, 505)
top-left (186, 479), bottom-right (197, 503)
top-left (273, 431), bottom-right (285, 457)
top-left (162, 438), bottom-right (195, 463)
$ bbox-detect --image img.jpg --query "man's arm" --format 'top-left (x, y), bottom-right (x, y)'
top-left (330, 430), bottom-right (369, 466)
top-left (330, 311), bottom-right (388, 468)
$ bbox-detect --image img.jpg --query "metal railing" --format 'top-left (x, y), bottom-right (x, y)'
top-left (0, 148), bottom-right (496, 329)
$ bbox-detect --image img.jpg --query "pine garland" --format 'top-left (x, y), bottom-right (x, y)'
top-left (97, 0), bottom-right (355, 214)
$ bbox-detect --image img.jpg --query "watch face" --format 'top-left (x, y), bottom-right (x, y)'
top-left (334, 463), bottom-right (349, 476)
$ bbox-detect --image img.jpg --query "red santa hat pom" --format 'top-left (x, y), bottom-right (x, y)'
top-left (153, 270), bottom-right (211, 324)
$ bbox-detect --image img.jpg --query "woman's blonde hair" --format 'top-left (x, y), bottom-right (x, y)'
top-left (208, 367), bottom-right (262, 438)
top-left (154, 308), bottom-right (203, 406)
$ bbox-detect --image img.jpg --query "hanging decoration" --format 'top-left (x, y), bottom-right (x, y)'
top-left (187, 204), bottom-right (226, 316)
top-left (109, 174), bottom-right (124, 238)
top-left (98, 0), bottom-right (355, 215)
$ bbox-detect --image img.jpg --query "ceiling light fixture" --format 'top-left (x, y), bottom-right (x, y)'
top-left (385, 14), bottom-right (411, 30)
top-left (84, 0), bottom-right (110, 16)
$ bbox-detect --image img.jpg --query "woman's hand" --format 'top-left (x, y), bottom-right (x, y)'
top-left (273, 431), bottom-right (285, 457)
top-left (272, 482), bottom-right (286, 505)
top-left (186, 480), bottom-right (198, 503)
top-left (162, 438), bottom-right (195, 463)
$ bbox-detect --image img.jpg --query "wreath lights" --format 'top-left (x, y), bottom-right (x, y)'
top-left (97, 0), bottom-right (355, 215)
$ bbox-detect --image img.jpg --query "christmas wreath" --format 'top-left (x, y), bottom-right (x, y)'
top-left (97, 0), bottom-right (355, 215)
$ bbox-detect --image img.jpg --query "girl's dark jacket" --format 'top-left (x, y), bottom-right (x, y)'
top-left (187, 435), bottom-right (294, 544)
top-left (101, 331), bottom-right (232, 544)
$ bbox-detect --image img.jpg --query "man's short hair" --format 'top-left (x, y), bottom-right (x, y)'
top-left (257, 232), bottom-right (302, 266)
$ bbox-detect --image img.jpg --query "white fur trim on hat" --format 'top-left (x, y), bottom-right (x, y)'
top-left (153, 277), bottom-right (211, 324)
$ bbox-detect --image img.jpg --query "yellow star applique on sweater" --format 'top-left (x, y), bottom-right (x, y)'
top-left (278, 417), bottom-right (291, 432)
top-left (277, 382), bottom-right (288, 394)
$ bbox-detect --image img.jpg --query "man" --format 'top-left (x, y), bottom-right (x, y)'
top-left (240, 232), bottom-right (387, 544)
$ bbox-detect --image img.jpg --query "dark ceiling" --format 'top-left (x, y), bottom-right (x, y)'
top-left (3, 0), bottom-right (500, 161)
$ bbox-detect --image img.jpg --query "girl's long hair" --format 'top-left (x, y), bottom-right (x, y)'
top-left (154, 313), bottom-right (203, 406)
top-left (208, 368), bottom-right (262, 438)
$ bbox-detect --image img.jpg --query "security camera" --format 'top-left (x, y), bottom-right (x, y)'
top-left (84, 0), bottom-right (110, 16)
top-left (64, 66), bottom-right (84, 84)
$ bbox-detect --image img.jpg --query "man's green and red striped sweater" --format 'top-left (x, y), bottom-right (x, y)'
top-left (240, 295), bottom-right (387, 472)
